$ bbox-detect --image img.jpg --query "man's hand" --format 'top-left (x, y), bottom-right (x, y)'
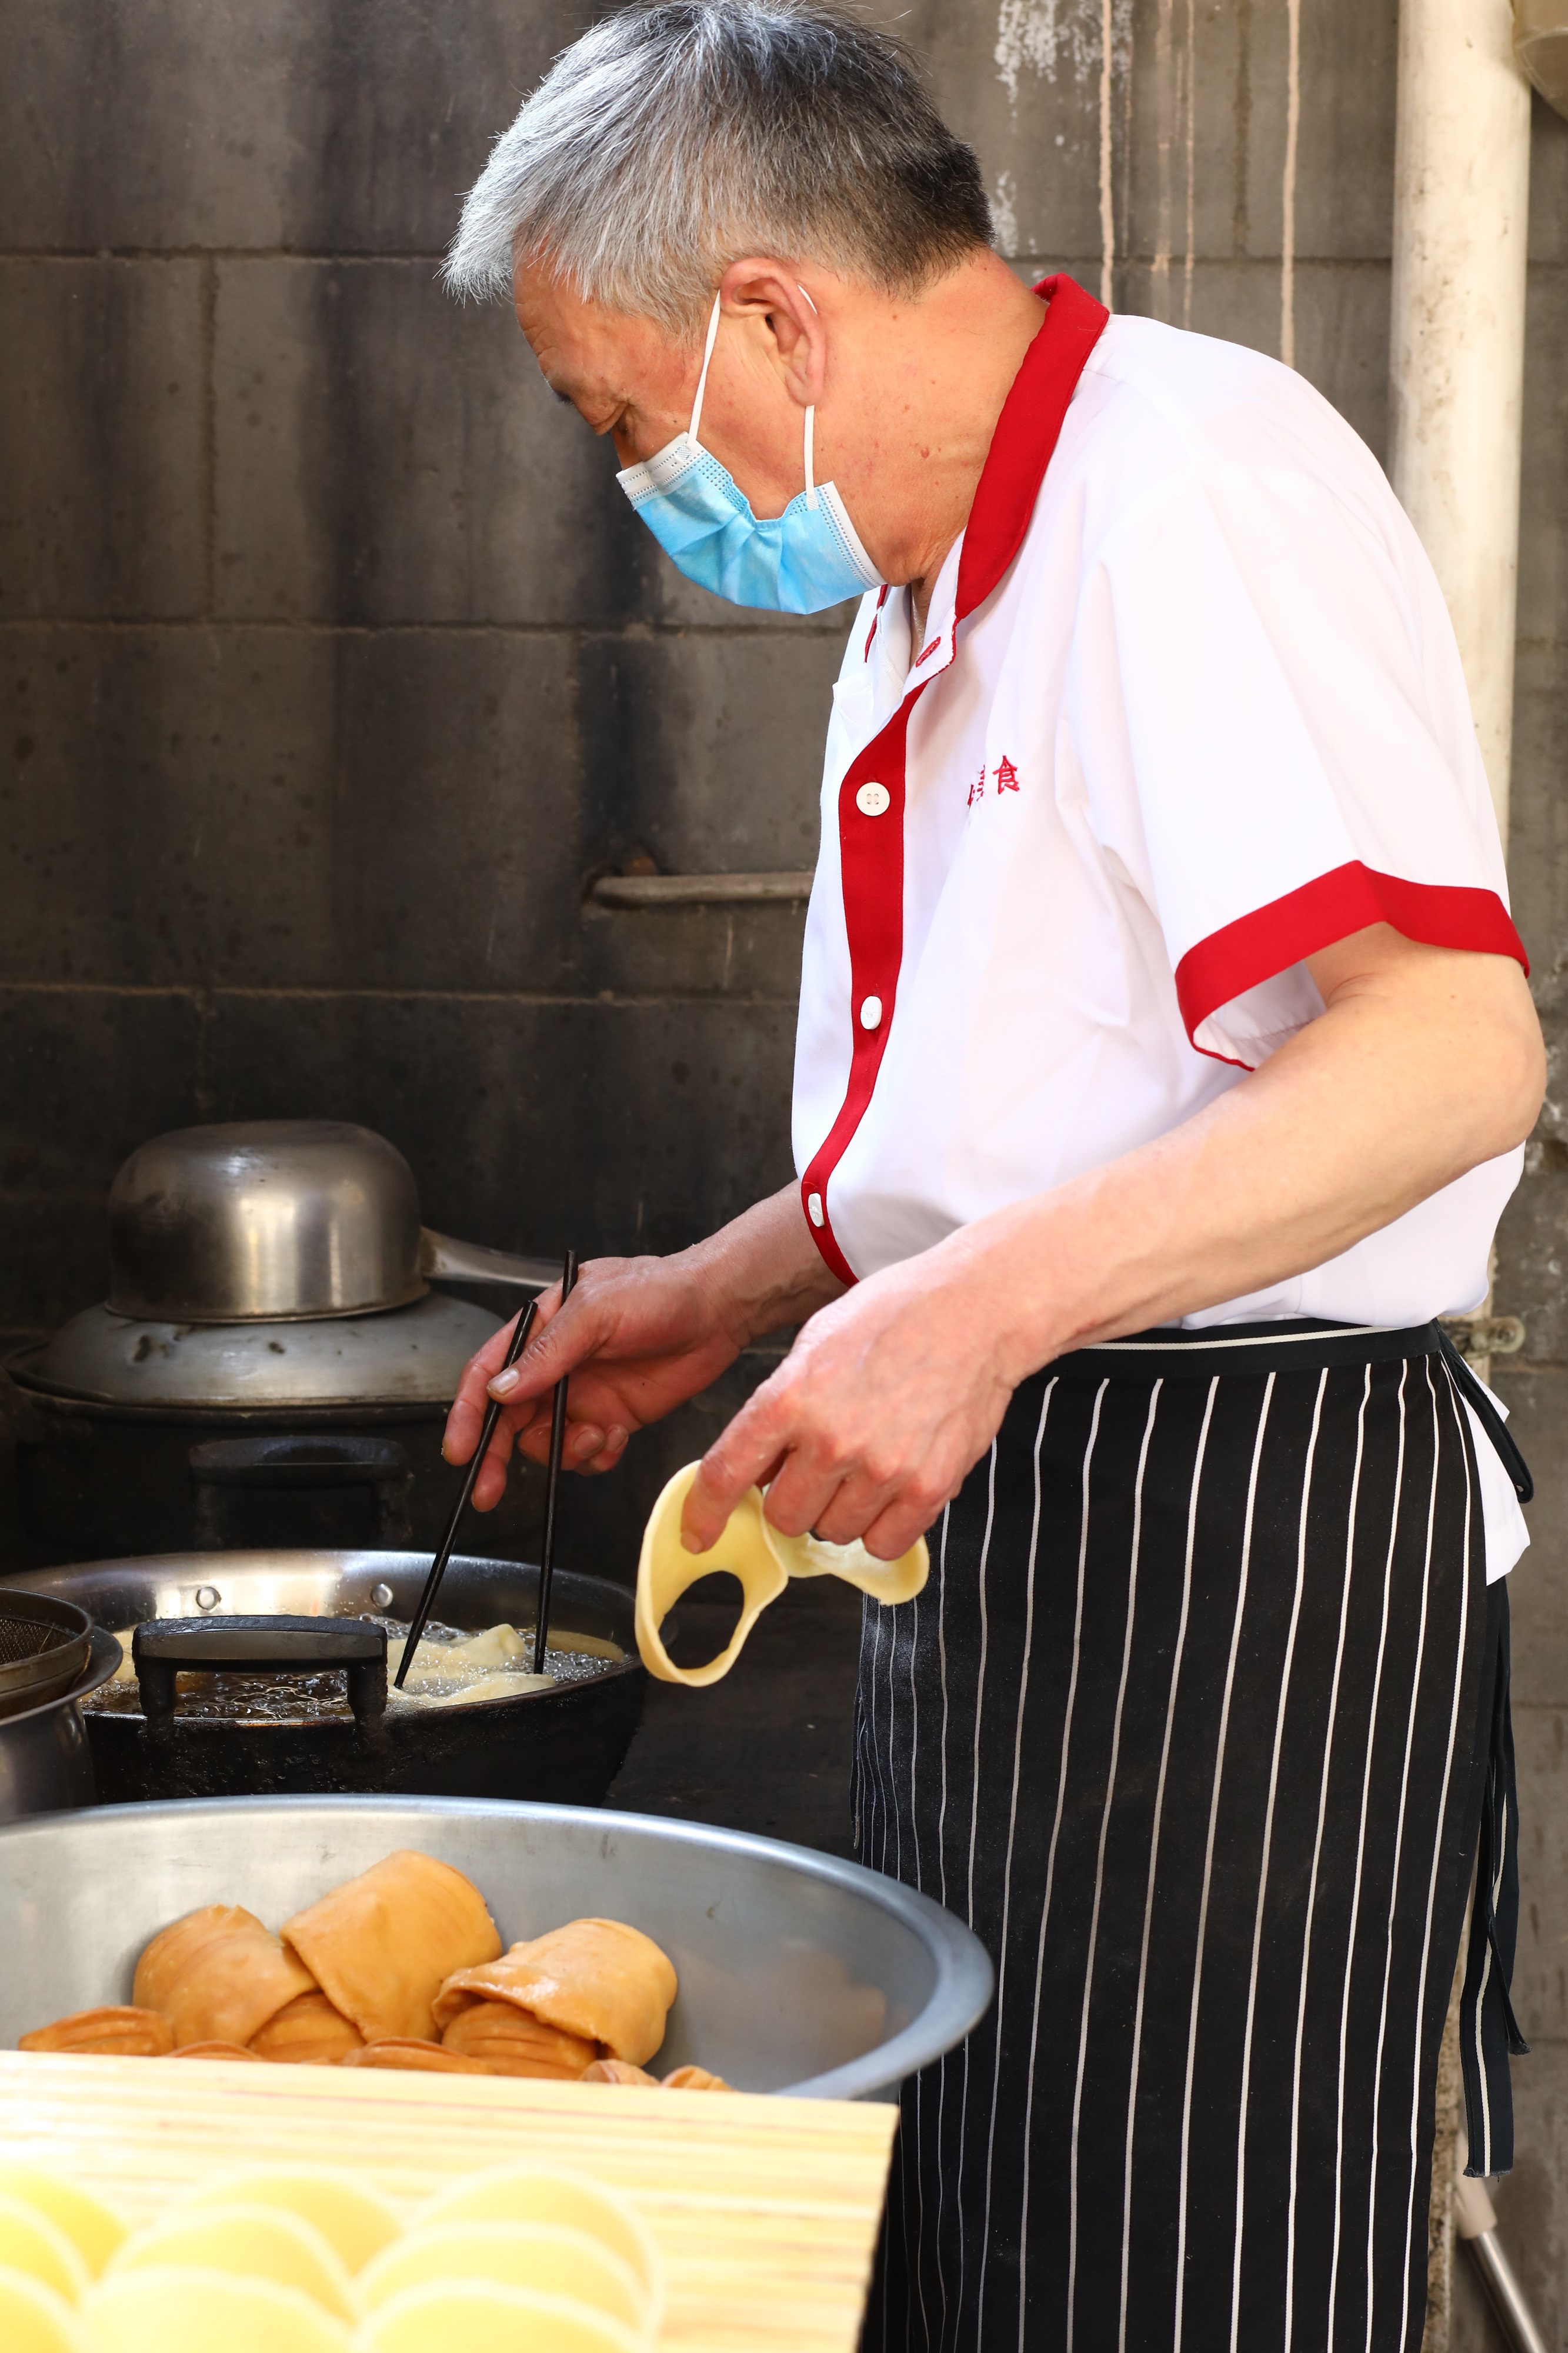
top-left (442, 1186), bottom-right (840, 1509)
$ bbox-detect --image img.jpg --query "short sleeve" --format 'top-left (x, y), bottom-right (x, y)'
top-left (1068, 454), bottom-right (1526, 1068)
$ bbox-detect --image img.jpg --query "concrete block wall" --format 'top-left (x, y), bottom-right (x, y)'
top-left (2, 1), bottom-right (1566, 2329)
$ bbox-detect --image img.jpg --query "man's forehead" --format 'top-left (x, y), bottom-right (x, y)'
top-left (513, 266), bottom-right (675, 392)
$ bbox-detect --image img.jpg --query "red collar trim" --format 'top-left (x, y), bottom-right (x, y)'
top-left (954, 275), bottom-right (1109, 625)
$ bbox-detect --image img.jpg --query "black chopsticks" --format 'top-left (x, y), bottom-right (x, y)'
top-left (394, 1245), bottom-right (576, 1690)
top-left (532, 1249), bottom-right (579, 1674)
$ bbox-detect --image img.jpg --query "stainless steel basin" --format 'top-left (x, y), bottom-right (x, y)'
top-left (0, 1794), bottom-right (993, 2102)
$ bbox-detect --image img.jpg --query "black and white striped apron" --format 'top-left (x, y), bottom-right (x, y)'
top-left (853, 1319), bottom-right (1527, 2353)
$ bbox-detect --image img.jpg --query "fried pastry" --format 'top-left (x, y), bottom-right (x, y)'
top-left (132, 1905), bottom-right (315, 2049)
top-left (342, 2039), bottom-right (495, 2075)
top-left (282, 1852), bottom-right (500, 2044)
top-left (433, 1918), bottom-right (676, 2066)
top-left (18, 2007), bottom-right (174, 2059)
top-left (661, 2064), bottom-right (734, 2091)
top-left (247, 1991), bottom-right (363, 2065)
top-left (578, 2058), bottom-right (659, 2085)
top-left (439, 2002), bottom-right (598, 2079)
top-left (169, 2041), bottom-right (261, 2061)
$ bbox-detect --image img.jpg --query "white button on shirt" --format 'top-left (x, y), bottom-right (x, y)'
top-left (791, 299), bottom-right (1529, 1574)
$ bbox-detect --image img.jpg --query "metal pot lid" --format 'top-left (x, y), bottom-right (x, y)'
top-left (14, 1291), bottom-right (504, 1411)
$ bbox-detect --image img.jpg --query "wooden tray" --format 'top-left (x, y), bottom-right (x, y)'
top-left (0, 2052), bottom-right (896, 2352)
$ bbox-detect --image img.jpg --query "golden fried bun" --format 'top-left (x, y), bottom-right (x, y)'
top-left (0, 2198), bottom-right (91, 2302)
top-left (132, 1905), bottom-right (315, 2048)
top-left (439, 2003), bottom-right (598, 2079)
top-left (433, 1919), bottom-right (676, 2067)
top-left (105, 2204), bottom-right (355, 2321)
top-left (83, 2267), bottom-right (350, 2353)
top-left (0, 2168), bottom-right (126, 2275)
top-left (358, 2279), bottom-right (640, 2353)
top-left (0, 2269), bottom-right (85, 2353)
top-left (18, 2007), bottom-right (173, 2059)
top-left (342, 2038), bottom-right (496, 2075)
top-left (171, 2170), bottom-right (399, 2275)
top-left (417, 2168), bottom-right (661, 2311)
top-left (248, 1991), bottom-right (363, 2065)
top-left (359, 2222), bottom-right (647, 2335)
top-left (282, 1852), bottom-right (500, 2044)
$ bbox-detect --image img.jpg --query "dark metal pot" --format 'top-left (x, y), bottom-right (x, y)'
top-left (11, 1551), bottom-right (645, 1808)
top-left (0, 1625), bottom-right (118, 1821)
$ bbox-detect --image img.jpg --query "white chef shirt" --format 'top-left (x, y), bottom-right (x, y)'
top-left (791, 283), bottom-right (1529, 1573)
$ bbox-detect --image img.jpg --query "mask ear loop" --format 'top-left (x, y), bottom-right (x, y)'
top-left (687, 293), bottom-right (723, 448)
top-left (798, 283), bottom-right (820, 509)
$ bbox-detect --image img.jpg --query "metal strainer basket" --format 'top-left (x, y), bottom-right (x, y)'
top-left (0, 1590), bottom-right (94, 1719)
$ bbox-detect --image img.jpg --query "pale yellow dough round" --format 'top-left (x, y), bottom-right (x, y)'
top-left (418, 2167), bottom-right (661, 2311)
top-left (0, 2266), bottom-right (85, 2353)
top-left (0, 2169), bottom-right (126, 2275)
top-left (359, 2279), bottom-right (641, 2353)
top-left (104, 2202), bottom-right (356, 2321)
top-left (635, 1461), bottom-right (929, 1685)
top-left (0, 2195), bottom-right (91, 2303)
top-left (169, 2168), bottom-right (401, 2273)
top-left (83, 2265), bottom-right (350, 2353)
top-left (359, 2221), bottom-right (648, 2334)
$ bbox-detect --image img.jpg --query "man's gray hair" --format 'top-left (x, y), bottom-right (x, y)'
top-left (444, 0), bottom-right (992, 336)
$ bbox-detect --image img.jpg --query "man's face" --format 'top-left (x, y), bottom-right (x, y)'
top-left (513, 261), bottom-right (810, 522)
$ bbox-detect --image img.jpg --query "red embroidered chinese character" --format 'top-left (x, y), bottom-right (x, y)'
top-left (995, 754), bottom-right (1020, 794)
top-left (967, 766), bottom-right (985, 806)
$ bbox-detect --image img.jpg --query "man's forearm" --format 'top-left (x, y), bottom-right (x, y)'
top-left (934, 938), bottom-right (1543, 1386)
top-left (681, 1182), bottom-right (845, 1349)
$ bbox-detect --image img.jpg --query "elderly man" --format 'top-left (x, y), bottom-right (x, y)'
top-left (441, 6), bottom-right (1542, 2347)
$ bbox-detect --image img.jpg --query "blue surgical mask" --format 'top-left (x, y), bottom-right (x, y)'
top-left (616, 292), bottom-right (883, 614)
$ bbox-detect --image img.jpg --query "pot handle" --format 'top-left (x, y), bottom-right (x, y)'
top-left (132, 1614), bottom-right (388, 1727)
top-left (419, 1230), bottom-right (557, 1292)
top-left (188, 1435), bottom-right (411, 1548)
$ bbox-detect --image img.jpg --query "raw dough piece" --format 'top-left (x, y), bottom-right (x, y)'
top-left (439, 2004), bottom-right (598, 2079)
top-left (133, 1904), bottom-right (315, 2048)
top-left (0, 2270), bottom-right (84, 2353)
top-left (173, 2170), bottom-right (400, 2274)
top-left (434, 1918), bottom-right (676, 2067)
top-left (0, 2195), bottom-right (91, 2301)
top-left (0, 2167), bottom-right (126, 2274)
top-left (359, 2221), bottom-right (647, 2335)
top-left (635, 1461), bottom-right (928, 1685)
top-left (358, 2279), bottom-right (640, 2353)
top-left (105, 2203), bottom-right (355, 2321)
top-left (417, 2167), bottom-right (662, 2310)
top-left (18, 2008), bottom-right (173, 2059)
top-left (170, 2041), bottom-right (261, 2061)
top-left (662, 2064), bottom-right (734, 2091)
top-left (282, 1851), bottom-right (500, 2044)
top-left (248, 1991), bottom-right (363, 2065)
top-left (342, 2039), bottom-right (495, 2076)
top-left (394, 1669), bottom-right (556, 1707)
top-left (83, 2267), bottom-right (350, 2353)
top-left (578, 2058), bottom-right (658, 2086)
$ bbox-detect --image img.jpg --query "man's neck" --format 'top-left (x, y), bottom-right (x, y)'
top-left (828, 253), bottom-right (1047, 638)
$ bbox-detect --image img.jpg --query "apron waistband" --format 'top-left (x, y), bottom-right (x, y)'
top-left (1044, 1317), bottom-right (1533, 1503)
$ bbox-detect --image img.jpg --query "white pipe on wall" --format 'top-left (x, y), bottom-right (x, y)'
top-left (1389, 0), bottom-right (1533, 840)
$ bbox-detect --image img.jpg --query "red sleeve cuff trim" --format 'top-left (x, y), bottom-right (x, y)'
top-left (1175, 862), bottom-right (1529, 1060)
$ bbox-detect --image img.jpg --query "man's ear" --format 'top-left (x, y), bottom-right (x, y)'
top-left (718, 261), bottom-right (825, 408)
